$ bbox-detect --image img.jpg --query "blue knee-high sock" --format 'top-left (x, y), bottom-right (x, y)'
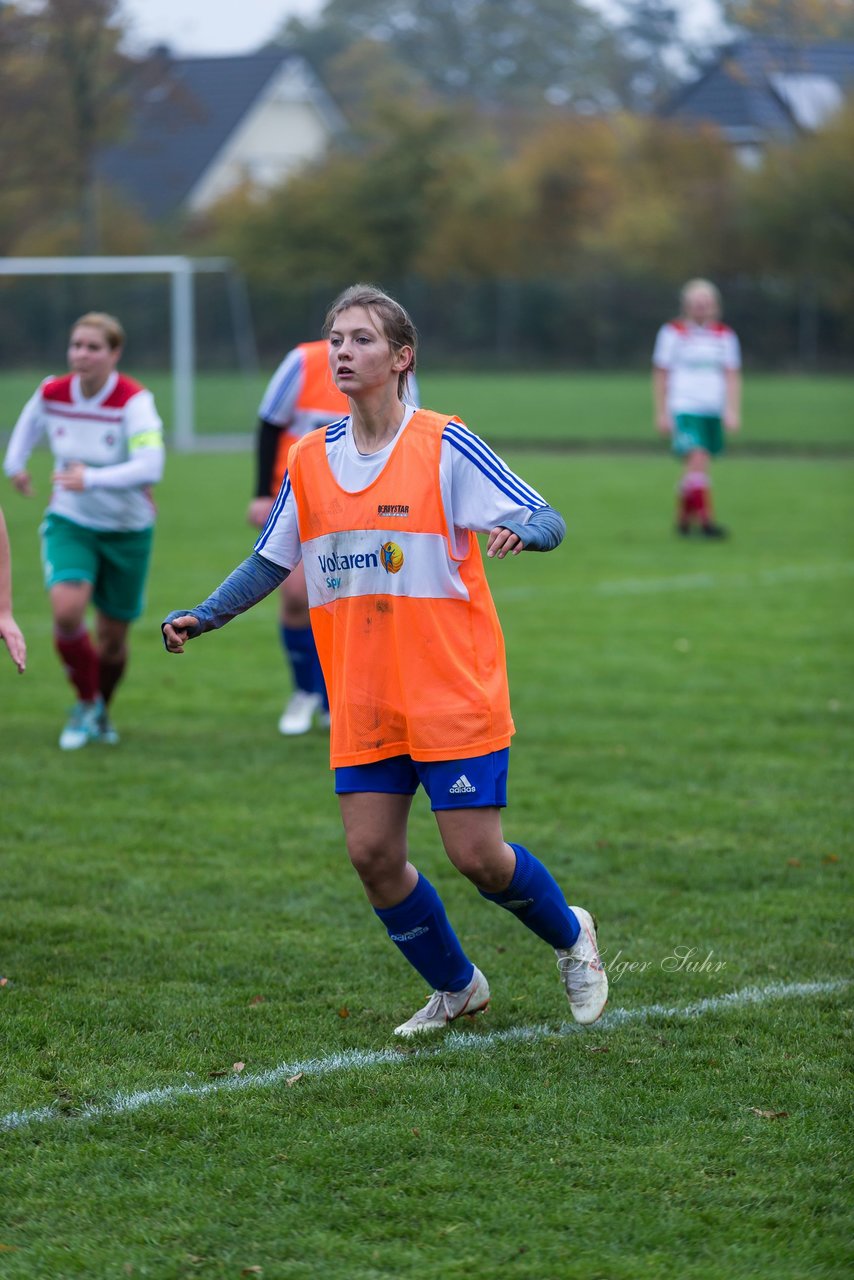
top-left (374, 873), bottom-right (474, 993)
top-left (281, 625), bottom-right (316, 694)
top-left (310, 645), bottom-right (329, 710)
top-left (479, 843), bottom-right (580, 949)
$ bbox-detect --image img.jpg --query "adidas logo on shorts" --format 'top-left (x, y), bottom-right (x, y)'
top-left (449, 774), bottom-right (477, 795)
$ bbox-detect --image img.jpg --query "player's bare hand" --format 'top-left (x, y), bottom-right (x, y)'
top-left (10, 471), bottom-right (33, 497)
top-left (0, 613), bottom-right (26, 673)
top-left (724, 412), bottom-right (740, 432)
top-left (53, 462), bottom-right (86, 491)
top-left (487, 527), bottom-right (523, 559)
top-left (656, 412), bottom-right (673, 435)
top-left (161, 614), bottom-right (200, 653)
top-left (247, 496), bottom-right (274, 529)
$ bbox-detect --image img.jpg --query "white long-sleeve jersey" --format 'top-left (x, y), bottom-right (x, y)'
top-left (652, 320), bottom-right (741, 417)
top-left (255, 406), bottom-right (547, 571)
top-left (3, 371), bottom-right (165, 531)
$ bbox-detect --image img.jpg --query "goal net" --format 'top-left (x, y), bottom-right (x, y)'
top-left (0, 255), bottom-right (258, 452)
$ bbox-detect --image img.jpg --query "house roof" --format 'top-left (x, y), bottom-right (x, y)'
top-left (97, 50), bottom-right (343, 221)
top-left (661, 38), bottom-right (854, 142)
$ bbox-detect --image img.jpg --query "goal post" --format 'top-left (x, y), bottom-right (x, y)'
top-left (0, 255), bottom-right (258, 452)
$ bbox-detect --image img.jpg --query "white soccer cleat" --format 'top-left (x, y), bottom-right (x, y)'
top-left (58, 700), bottom-right (101, 751)
top-left (95, 700), bottom-right (120, 745)
top-left (556, 906), bottom-right (609, 1025)
top-left (278, 690), bottom-right (323, 736)
top-left (393, 966), bottom-right (490, 1038)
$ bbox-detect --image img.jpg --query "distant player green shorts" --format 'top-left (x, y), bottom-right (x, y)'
top-left (39, 512), bottom-right (154, 621)
top-left (672, 414), bottom-right (725, 457)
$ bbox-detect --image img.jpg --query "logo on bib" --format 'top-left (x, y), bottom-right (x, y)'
top-left (380, 541), bottom-right (404, 574)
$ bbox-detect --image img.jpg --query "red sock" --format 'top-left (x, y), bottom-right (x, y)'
top-left (55, 627), bottom-right (100, 703)
top-left (682, 473), bottom-right (712, 524)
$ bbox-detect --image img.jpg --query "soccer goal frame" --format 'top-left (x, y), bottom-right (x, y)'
top-left (0, 255), bottom-right (258, 452)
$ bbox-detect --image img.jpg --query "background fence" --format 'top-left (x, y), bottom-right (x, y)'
top-left (0, 271), bottom-right (849, 373)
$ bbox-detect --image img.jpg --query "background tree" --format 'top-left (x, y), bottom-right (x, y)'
top-left (0, 0), bottom-right (130, 255)
top-left (718, 0), bottom-right (854, 41)
top-left (276, 0), bottom-right (640, 112)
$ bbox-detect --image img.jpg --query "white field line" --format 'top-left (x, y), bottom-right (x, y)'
top-left (1, 979), bottom-right (847, 1135)
top-left (493, 561), bottom-right (854, 603)
top-left (595, 561), bottom-right (854, 597)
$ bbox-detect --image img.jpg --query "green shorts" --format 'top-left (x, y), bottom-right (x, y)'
top-left (672, 414), bottom-right (725, 458)
top-left (39, 513), bottom-right (154, 621)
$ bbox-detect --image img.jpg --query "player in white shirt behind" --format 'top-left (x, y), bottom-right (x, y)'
top-left (652, 279), bottom-right (742, 538)
top-left (3, 312), bottom-right (165, 749)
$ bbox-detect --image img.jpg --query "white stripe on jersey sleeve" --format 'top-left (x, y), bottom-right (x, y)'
top-left (258, 349), bottom-right (305, 426)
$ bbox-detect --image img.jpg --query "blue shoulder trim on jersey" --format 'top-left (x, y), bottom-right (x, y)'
top-left (255, 473), bottom-right (291, 552)
top-left (443, 423), bottom-right (545, 511)
top-left (325, 417), bottom-right (348, 441)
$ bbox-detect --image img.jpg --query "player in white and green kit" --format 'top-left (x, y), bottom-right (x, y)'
top-left (652, 279), bottom-right (742, 538)
top-left (3, 312), bottom-right (165, 748)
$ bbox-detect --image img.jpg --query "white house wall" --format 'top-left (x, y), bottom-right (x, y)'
top-left (186, 62), bottom-right (336, 213)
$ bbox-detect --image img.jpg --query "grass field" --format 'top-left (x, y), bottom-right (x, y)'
top-left (1, 379), bottom-right (852, 1277)
top-left (1, 369), bottom-right (853, 449)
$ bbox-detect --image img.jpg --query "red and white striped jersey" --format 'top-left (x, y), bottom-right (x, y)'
top-left (3, 371), bottom-right (164, 531)
top-left (653, 320), bottom-right (741, 416)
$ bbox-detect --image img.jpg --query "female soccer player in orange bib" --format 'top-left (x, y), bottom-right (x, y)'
top-left (163, 284), bottom-right (607, 1035)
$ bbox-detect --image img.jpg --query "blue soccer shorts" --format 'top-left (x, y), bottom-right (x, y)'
top-left (335, 748), bottom-right (509, 811)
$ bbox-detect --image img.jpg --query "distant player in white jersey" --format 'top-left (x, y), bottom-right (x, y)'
top-left (3, 312), bottom-right (165, 748)
top-left (247, 340), bottom-right (420, 736)
top-left (246, 340), bottom-right (349, 736)
top-left (652, 279), bottom-right (742, 538)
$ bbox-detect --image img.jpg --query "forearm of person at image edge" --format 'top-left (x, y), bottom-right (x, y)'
top-left (161, 552), bottom-right (289, 645)
top-left (724, 368), bottom-right (741, 427)
top-left (653, 367), bottom-right (669, 424)
top-left (497, 505), bottom-right (566, 552)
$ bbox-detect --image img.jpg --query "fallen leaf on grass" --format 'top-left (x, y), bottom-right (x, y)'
top-left (411, 1127), bottom-right (420, 1137)
top-left (822, 854), bottom-right (840, 865)
top-left (241, 1269), bottom-right (263, 1276)
top-left (786, 859), bottom-right (802, 867)
top-left (0, 977), bottom-right (10, 988)
top-left (208, 1069), bottom-right (228, 1078)
top-left (233, 1062), bottom-right (245, 1073)
top-left (286, 1073), bottom-right (304, 1087)
top-left (0, 1245), bottom-right (20, 1253)
top-left (338, 1006), bottom-right (350, 1018)
top-left (750, 1108), bottom-right (789, 1120)
top-left (123, 1265), bottom-right (134, 1276)
top-left (586, 1045), bottom-right (609, 1054)
top-left (249, 995), bottom-right (266, 1005)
